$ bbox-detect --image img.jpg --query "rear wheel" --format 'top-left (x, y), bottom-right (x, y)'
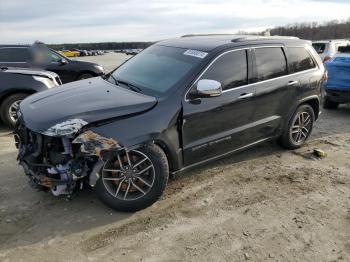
top-left (279, 104), bottom-right (315, 149)
top-left (323, 97), bottom-right (339, 110)
top-left (95, 144), bottom-right (169, 212)
top-left (0, 93), bottom-right (29, 128)
top-left (77, 73), bottom-right (94, 80)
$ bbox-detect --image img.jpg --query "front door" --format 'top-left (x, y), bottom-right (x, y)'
top-left (182, 49), bottom-right (257, 166)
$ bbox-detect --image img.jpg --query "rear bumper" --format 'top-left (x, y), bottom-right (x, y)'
top-left (325, 89), bottom-right (350, 103)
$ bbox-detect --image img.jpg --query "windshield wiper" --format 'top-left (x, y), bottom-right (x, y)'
top-left (114, 78), bottom-right (143, 93)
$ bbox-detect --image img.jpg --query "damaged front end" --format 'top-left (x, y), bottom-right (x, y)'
top-left (15, 118), bottom-right (120, 197)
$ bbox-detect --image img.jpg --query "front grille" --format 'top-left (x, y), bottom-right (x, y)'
top-left (16, 126), bottom-right (66, 165)
top-left (55, 76), bottom-right (62, 85)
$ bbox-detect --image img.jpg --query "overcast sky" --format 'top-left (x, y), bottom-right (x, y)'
top-left (0, 0), bottom-right (349, 44)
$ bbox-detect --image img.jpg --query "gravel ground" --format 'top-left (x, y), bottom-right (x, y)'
top-left (1, 53), bottom-right (350, 262)
top-left (73, 52), bottom-right (131, 73)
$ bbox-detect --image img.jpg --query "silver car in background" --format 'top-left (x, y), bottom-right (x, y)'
top-left (312, 39), bottom-right (350, 63)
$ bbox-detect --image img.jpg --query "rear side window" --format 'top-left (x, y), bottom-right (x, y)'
top-left (254, 47), bottom-right (287, 82)
top-left (200, 50), bottom-right (248, 91)
top-left (0, 48), bottom-right (29, 62)
top-left (338, 46), bottom-right (350, 53)
top-left (285, 47), bottom-right (316, 73)
top-left (312, 43), bottom-right (326, 54)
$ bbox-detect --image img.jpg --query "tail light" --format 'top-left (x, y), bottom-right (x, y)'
top-left (323, 56), bottom-right (332, 63)
top-left (322, 71), bottom-right (328, 82)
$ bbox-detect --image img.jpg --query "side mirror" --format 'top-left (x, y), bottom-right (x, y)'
top-left (59, 58), bottom-right (68, 65)
top-left (195, 79), bottom-right (222, 98)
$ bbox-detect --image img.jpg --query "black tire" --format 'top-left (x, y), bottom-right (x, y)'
top-left (323, 97), bottom-right (339, 110)
top-left (77, 73), bottom-right (94, 81)
top-left (95, 144), bottom-right (169, 212)
top-left (0, 93), bottom-right (29, 128)
top-left (278, 104), bottom-right (315, 150)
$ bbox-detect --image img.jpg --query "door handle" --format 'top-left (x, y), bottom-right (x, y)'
top-left (238, 93), bottom-right (253, 99)
top-left (287, 80), bottom-right (299, 86)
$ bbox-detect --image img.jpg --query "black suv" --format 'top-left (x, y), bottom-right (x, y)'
top-left (15, 35), bottom-right (325, 212)
top-left (0, 67), bottom-right (61, 127)
top-left (0, 44), bottom-right (104, 83)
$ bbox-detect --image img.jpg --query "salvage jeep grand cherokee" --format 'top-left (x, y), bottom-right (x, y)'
top-left (14, 35), bottom-right (325, 212)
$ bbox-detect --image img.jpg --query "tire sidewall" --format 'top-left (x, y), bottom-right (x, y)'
top-left (77, 73), bottom-right (94, 81)
top-left (0, 93), bottom-right (28, 128)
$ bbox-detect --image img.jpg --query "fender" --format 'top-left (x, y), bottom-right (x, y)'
top-left (82, 100), bottom-right (184, 172)
top-left (283, 94), bottom-right (320, 131)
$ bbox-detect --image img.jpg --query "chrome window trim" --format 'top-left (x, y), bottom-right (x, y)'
top-left (184, 45), bottom-right (319, 102)
top-left (0, 46), bottom-right (29, 63)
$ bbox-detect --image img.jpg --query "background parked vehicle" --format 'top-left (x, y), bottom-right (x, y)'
top-left (323, 53), bottom-right (350, 109)
top-left (0, 44), bottom-right (105, 83)
top-left (312, 39), bottom-right (350, 63)
top-left (78, 50), bottom-right (89, 56)
top-left (0, 67), bottom-right (61, 128)
top-left (125, 49), bottom-right (142, 55)
top-left (14, 35), bottom-right (324, 212)
top-left (59, 50), bottom-right (80, 57)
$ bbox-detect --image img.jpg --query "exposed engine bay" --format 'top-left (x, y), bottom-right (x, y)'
top-left (14, 119), bottom-right (121, 198)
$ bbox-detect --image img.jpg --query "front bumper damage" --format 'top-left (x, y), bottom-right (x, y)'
top-left (15, 118), bottom-right (121, 197)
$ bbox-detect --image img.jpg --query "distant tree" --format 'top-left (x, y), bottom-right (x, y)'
top-left (269, 19), bottom-right (350, 40)
top-left (48, 42), bottom-right (154, 51)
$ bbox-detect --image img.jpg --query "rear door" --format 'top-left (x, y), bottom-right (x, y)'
top-left (182, 49), bottom-right (257, 166)
top-left (250, 46), bottom-right (291, 141)
top-left (284, 46), bottom-right (319, 97)
top-left (0, 47), bottom-right (31, 68)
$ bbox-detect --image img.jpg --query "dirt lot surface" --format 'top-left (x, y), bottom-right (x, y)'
top-left (1, 53), bottom-right (350, 262)
top-left (74, 52), bottom-right (131, 73)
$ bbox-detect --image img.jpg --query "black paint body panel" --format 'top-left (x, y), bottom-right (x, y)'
top-left (17, 36), bottom-right (324, 172)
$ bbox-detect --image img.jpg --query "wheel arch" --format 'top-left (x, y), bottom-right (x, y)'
top-left (0, 89), bottom-right (35, 108)
top-left (75, 70), bottom-right (98, 80)
top-left (152, 139), bottom-right (177, 172)
top-left (299, 96), bottom-right (320, 120)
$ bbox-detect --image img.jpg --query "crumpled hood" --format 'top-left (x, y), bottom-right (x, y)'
top-left (19, 77), bottom-right (157, 135)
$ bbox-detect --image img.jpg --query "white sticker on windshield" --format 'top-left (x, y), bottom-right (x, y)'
top-left (184, 49), bottom-right (208, 59)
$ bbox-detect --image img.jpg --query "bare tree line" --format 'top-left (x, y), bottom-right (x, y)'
top-left (269, 19), bottom-right (350, 40)
top-left (47, 19), bottom-right (350, 50)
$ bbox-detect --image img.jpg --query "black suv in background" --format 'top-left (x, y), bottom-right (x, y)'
top-left (0, 44), bottom-right (104, 83)
top-left (0, 67), bottom-right (61, 127)
top-left (15, 35), bottom-right (325, 212)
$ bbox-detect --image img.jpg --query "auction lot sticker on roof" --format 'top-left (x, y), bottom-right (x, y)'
top-left (184, 49), bottom-right (208, 59)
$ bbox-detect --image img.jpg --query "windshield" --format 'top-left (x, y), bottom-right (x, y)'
top-left (109, 45), bottom-right (205, 96)
top-left (312, 43), bottom-right (326, 54)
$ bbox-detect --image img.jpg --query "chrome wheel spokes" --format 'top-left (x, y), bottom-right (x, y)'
top-left (102, 149), bottom-right (155, 201)
top-left (290, 111), bottom-right (312, 144)
top-left (8, 100), bottom-right (21, 122)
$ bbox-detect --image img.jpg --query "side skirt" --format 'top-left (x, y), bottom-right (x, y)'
top-left (172, 136), bottom-right (275, 175)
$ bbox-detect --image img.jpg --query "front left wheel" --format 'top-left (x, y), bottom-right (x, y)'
top-left (95, 144), bottom-right (169, 212)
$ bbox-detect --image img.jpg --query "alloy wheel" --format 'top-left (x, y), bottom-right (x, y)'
top-left (8, 100), bottom-right (21, 123)
top-left (290, 111), bottom-right (312, 144)
top-left (102, 150), bottom-right (155, 201)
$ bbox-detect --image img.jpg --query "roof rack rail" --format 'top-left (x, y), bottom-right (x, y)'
top-left (181, 34), bottom-right (234, 38)
top-left (231, 35), bottom-right (299, 42)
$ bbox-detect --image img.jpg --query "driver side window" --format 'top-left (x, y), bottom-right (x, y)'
top-left (30, 48), bottom-right (62, 64)
top-left (50, 51), bottom-right (62, 63)
top-left (199, 50), bottom-right (248, 91)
